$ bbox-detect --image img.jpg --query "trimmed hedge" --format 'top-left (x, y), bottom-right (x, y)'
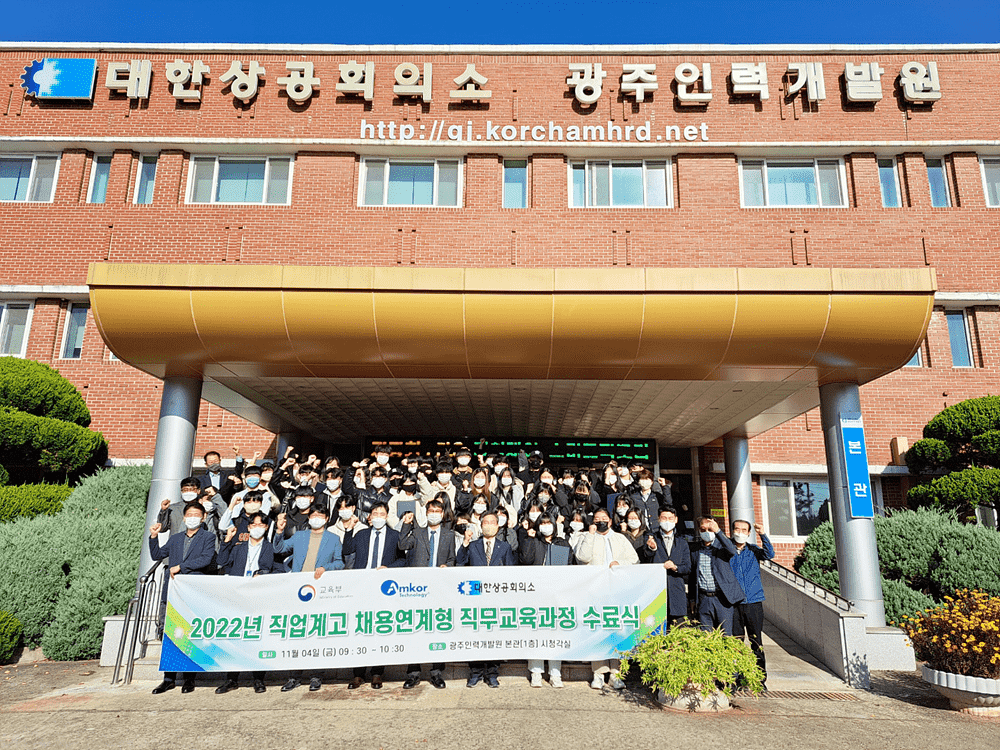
top-left (880, 577), bottom-right (935, 626)
top-left (923, 395), bottom-right (1000, 447)
top-left (0, 357), bottom-right (90, 426)
top-left (910, 467), bottom-right (1000, 519)
top-left (0, 515), bottom-right (67, 648)
top-left (929, 523), bottom-right (1000, 598)
top-left (60, 464), bottom-right (151, 519)
top-left (0, 610), bottom-right (22, 664)
top-left (0, 484), bottom-right (72, 523)
top-left (0, 407), bottom-right (108, 480)
top-left (875, 507), bottom-right (953, 591)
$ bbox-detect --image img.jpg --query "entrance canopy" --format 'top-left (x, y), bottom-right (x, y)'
top-left (88, 263), bottom-right (934, 446)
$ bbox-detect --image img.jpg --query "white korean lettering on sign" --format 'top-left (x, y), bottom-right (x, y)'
top-left (336, 60), bottom-right (375, 101)
top-left (731, 62), bottom-right (769, 100)
top-left (620, 64), bottom-right (658, 102)
top-left (674, 62), bottom-right (712, 105)
top-left (106, 60), bottom-right (152, 99)
top-left (900, 61), bottom-right (941, 102)
top-left (393, 63), bottom-right (433, 102)
top-left (847, 440), bottom-right (863, 455)
top-left (220, 61), bottom-right (266, 102)
top-left (165, 59), bottom-right (210, 102)
top-left (451, 64), bottom-right (491, 100)
top-left (844, 62), bottom-right (885, 102)
top-left (566, 63), bottom-right (607, 105)
top-left (787, 62), bottom-right (826, 101)
top-left (278, 62), bottom-right (321, 102)
top-left (853, 482), bottom-right (868, 498)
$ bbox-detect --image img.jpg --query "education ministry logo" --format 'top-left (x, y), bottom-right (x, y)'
top-left (21, 59), bottom-right (98, 100)
top-left (380, 580), bottom-right (429, 598)
top-left (297, 584), bottom-right (316, 602)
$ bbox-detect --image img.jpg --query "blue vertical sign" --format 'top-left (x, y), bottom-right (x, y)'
top-left (839, 412), bottom-right (874, 518)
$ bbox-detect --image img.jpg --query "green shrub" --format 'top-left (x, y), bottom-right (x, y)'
top-left (0, 464), bottom-right (8, 487)
top-left (0, 515), bottom-right (68, 648)
top-left (905, 437), bottom-right (952, 474)
top-left (971, 429), bottom-right (1000, 466)
top-left (881, 577), bottom-right (935, 626)
top-left (0, 610), bottom-right (23, 663)
top-left (929, 523), bottom-right (1000, 599)
top-left (0, 357), bottom-right (91, 426)
top-left (794, 520), bottom-right (838, 587)
top-left (0, 484), bottom-right (72, 523)
top-left (907, 466), bottom-right (1000, 519)
top-left (923, 395), bottom-right (1000, 445)
top-left (874, 507), bottom-right (953, 591)
top-left (60, 464), bottom-right (151, 519)
top-left (0, 407), bottom-right (108, 482)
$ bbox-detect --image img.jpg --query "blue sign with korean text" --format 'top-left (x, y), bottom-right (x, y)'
top-left (21, 59), bottom-right (98, 100)
top-left (839, 412), bottom-right (874, 518)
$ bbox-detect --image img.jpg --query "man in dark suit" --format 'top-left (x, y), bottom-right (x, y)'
top-left (688, 516), bottom-right (745, 635)
top-left (645, 506), bottom-right (692, 627)
top-left (342, 502), bottom-right (405, 689)
top-left (398, 499), bottom-right (454, 689)
top-left (199, 449), bottom-right (240, 491)
top-left (457, 511), bottom-right (515, 687)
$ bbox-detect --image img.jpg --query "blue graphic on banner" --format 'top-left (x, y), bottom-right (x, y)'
top-left (840, 412), bottom-right (874, 519)
top-left (21, 59), bottom-right (98, 100)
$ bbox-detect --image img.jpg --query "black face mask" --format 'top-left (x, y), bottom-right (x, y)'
top-left (528, 459), bottom-right (541, 470)
top-left (595, 520), bottom-right (609, 532)
top-left (453, 523), bottom-right (468, 534)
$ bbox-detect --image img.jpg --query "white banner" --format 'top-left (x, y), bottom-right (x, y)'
top-left (161, 566), bottom-right (667, 672)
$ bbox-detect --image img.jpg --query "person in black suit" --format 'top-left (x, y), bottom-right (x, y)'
top-left (148, 502), bottom-right (217, 695)
top-left (644, 506), bottom-right (692, 627)
top-left (398, 499), bottom-right (454, 689)
top-left (688, 517), bottom-right (745, 635)
top-left (343, 502), bottom-right (406, 689)
top-left (457, 511), bottom-right (515, 688)
top-left (199, 449), bottom-right (242, 491)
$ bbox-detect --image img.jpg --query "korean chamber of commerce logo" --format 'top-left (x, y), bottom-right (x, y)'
top-left (457, 581), bottom-right (482, 596)
top-left (297, 585), bottom-right (316, 602)
top-left (21, 59), bottom-right (98, 100)
top-left (380, 580), bottom-right (429, 598)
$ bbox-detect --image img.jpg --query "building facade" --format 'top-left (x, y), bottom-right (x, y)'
top-left (2, 43), bottom-right (999, 567)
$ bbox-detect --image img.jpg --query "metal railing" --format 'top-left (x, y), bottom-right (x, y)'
top-left (111, 560), bottom-right (165, 686)
top-left (762, 559), bottom-right (855, 613)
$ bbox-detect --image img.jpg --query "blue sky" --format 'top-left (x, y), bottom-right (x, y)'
top-left (4, 0), bottom-right (998, 44)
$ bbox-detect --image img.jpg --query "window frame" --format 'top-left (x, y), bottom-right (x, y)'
top-left (925, 157), bottom-right (952, 208)
top-left (877, 157), bottom-right (902, 208)
top-left (87, 154), bottom-right (113, 204)
top-left (502, 158), bottom-right (529, 209)
top-left (567, 158), bottom-right (673, 208)
top-left (358, 157), bottom-right (463, 208)
top-left (185, 155), bottom-right (295, 206)
top-left (59, 301), bottom-right (90, 360)
top-left (738, 157), bottom-right (848, 208)
top-left (903, 345), bottom-right (922, 368)
top-left (979, 156), bottom-right (1000, 208)
top-left (0, 153), bottom-right (61, 203)
top-left (944, 308), bottom-right (974, 368)
top-left (133, 154), bottom-right (158, 205)
top-left (760, 475), bottom-right (835, 541)
top-left (0, 300), bottom-right (35, 358)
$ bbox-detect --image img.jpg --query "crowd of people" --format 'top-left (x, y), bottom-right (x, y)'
top-left (149, 445), bottom-right (773, 695)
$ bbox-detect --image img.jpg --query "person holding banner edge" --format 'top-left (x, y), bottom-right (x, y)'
top-left (645, 506), bottom-right (692, 627)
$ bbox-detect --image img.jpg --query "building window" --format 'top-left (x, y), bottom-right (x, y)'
top-left (740, 159), bottom-right (846, 208)
top-left (88, 155), bottom-right (112, 204)
top-left (0, 302), bottom-right (32, 357)
top-left (134, 155), bottom-right (157, 204)
top-left (0, 155), bottom-right (59, 203)
top-left (945, 309), bottom-right (973, 367)
top-left (980, 157), bottom-right (1000, 207)
top-left (878, 158), bottom-right (901, 208)
top-left (60, 302), bottom-right (89, 359)
top-left (503, 159), bottom-right (528, 209)
top-left (926, 158), bottom-right (951, 207)
top-left (188, 156), bottom-right (292, 205)
top-left (569, 160), bottom-right (671, 208)
top-left (762, 478), bottom-right (831, 539)
top-left (360, 159), bottom-right (461, 207)
top-left (904, 346), bottom-right (922, 367)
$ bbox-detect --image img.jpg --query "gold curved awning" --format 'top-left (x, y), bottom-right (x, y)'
top-left (87, 263), bottom-right (935, 444)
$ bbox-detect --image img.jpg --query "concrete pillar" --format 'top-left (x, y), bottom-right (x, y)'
top-left (138, 376), bottom-right (202, 578)
top-left (724, 436), bottom-right (755, 535)
top-left (819, 382), bottom-right (887, 627)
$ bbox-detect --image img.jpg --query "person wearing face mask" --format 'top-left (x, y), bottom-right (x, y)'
top-left (520, 512), bottom-right (572, 687)
top-left (451, 512), bottom-right (478, 555)
top-left (621, 508), bottom-right (652, 558)
top-left (687, 517), bottom-right (745, 636)
top-left (387, 477), bottom-right (420, 530)
top-left (492, 507), bottom-right (520, 555)
top-left (458, 512), bottom-right (515, 688)
top-left (199, 449), bottom-right (241, 491)
top-left (566, 510), bottom-right (590, 548)
top-left (518, 499), bottom-right (547, 547)
top-left (494, 467), bottom-right (524, 515)
top-left (628, 468), bottom-right (663, 528)
top-left (280, 486), bottom-right (317, 538)
top-left (397, 499), bottom-right (454, 690)
top-left (149, 502), bottom-right (217, 694)
top-left (273, 503), bottom-right (344, 692)
top-left (570, 480), bottom-right (599, 515)
top-left (597, 462), bottom-right (622, 511)
top-left (219, 488), bottom-right (273, 544)
top-left (215, 513), bottom-right (278, 694)
top-left (356, 466), bottom-right (392, 515)
top-left (516, 450), bottom-right (544, 487)
top-left (453, 447), bottom-right (476, 483)
top-left (728, 519), bottom-right (773, 686)
top-left (156, 477), bottom-right (206, 538)
top-left (372, 444), bottom-right (393, 471)
top-left (417, 461), bottom-right (458, 510)
top-left (644, 507), bottom-right (692, 626)
top-left (572, 507), bottom-right (637, 690)
top-left (612, 497), bottom-right (635, 530)
top-left (316, 467), bottom-right (349, 507)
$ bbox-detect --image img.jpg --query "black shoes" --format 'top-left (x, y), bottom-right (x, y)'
top-left (253, 680), bottom-right (267, 693)
top-left (403, 675), bottom-right (421, 689)
top-left (429, 673), bottom-right (446, 689)
top-left (348, 676), bottom-right (364, 689)
top-left (151, 680), bottom-right (175, 695)
top-left (466, 674), bottom-right (483, 688)
top-left (486, 676), bottom-right (500, 688)
top-left (181, 680), bottom-right (195, 693)
top-left (309, 677), bottom-right (323, 691)
top-left (281, 678), bottom-right (300, 692)
top-left (215, 680), bottom-right (238, 694)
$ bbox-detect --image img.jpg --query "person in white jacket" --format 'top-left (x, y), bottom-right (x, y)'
top-left (572, 506), bottom-right (639, 690)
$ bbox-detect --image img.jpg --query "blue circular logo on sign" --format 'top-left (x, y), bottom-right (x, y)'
top-left (298, 584), bottom-right (316, 602)
top-left (381, 580), bottom-right (399, 596)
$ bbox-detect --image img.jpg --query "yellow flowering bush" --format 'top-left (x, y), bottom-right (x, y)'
top-left (900, 589), bottom-right (1000, 679)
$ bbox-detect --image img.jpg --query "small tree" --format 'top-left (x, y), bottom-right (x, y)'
top-left (906, 396), bottom-right (1000, 520)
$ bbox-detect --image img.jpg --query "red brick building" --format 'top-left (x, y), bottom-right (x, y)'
top-left (2, 43), bottom-right (998, 573)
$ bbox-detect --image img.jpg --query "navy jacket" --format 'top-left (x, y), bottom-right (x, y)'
top-left (148, 527), bottom-right (216, 574)
top-left (648, 528), bottom-right (693, 617)
top-left (688, 531), bottom-right (745, 608)
top-left (457, 537), bottom-right (516, 567)
top-left (343, 526), bottom-right (407, 569)
top-left (217, 538), bottom-right (278, 577)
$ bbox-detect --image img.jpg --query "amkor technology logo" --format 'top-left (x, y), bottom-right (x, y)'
top-left (381, 580), bottom-right (429, 598)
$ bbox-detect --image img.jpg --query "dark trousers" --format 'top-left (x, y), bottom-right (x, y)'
top-left (353, 665), bottom-right (385, 678)
top-left (407, 662), bottom-right (445, 676)
top-left (469, 660), bottom-right (498, 679)
top-left (733, 601), bottom-right (766, 676)
top-left (226, 670), bottom-right (264, 682)
top-left (697, 592), bottom-right (734, 635)
top-left (162, 671), bottom-right (190, 683)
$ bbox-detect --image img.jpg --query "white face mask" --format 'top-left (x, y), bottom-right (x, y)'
top-left (408, 465), bottom-right (418, 473)
top-left (181, 491), bottom-right (199, 502)
top-left (184, 516), bottom-right (202, 530)
top-left (606, 475), bottom-right (617, 485)
top-left (570, 521), bottom-right (585, 532)
top-left (473, 476), bottom-right (487, 488)
top-left (701, 530), bottom-right (716, 544)
top-left (639, 479), bottom-right (653, 490)
top-left (376, 455), bottom-right (389, 465)
top-left (473, 502), bottom-right (487, 514)
top-left (298, 476), bottom-right (312, 486)
top-left (294, 497), bottom-right (311, 510)
top-left (616, 506), bottom-right (628, 517)
top-left (308, 517), bottom-right (326, 529)
top-left (370, 516), bottom-right (387, 530)
top-left (243, 502), bottom-right (262, 514)
top-left (501, 476), bottom-right (513, 487)
top-left (426, 512), bottom-right (443, 526)
top-left (528, 511), bottom-right (541, 522)
top-left (201, 500), bottom-right (215, 511)
top-left (563, 479), bottom-right (574, 487)
top-left (372, 477), bottom-right (387, 489)
top-left (457, 456), bottom-right (471, 466)
top-left (495, 465), bottom-right (506, 475)
top-left (660, 520), bottom-right (676, 533)
top-left (328, 479), bottom-right (342, 489)
top-left (627, 518), bottom-right (642, 530)
top-left (249, 526), bottom-right (266, 540)
top-left (539, 524), bottom-right (554, 536)
top-left (338, 508), bottom-right (354, 520)
top-left (437, 474), bottom-right (451, 485)
top-left (497, 515), bottom-right (507, 526)
top-left (619, 475), bottom-right (633, 486)
top-left (733, 532), bottom-right (750, 545)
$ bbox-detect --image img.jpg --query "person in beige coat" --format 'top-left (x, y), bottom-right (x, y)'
top-left (572, 506), bottom-right (639, 690)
